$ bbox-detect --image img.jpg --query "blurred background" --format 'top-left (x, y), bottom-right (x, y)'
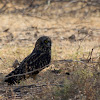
top-left (0, 0), bottom-right (100, 100)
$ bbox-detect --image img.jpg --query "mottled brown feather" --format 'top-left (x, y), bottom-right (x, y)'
top-left (4, 36), bottom-right (52, 85)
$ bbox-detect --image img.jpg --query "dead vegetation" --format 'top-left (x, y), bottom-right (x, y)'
top-left (0, 0), bottom-right (100, 100)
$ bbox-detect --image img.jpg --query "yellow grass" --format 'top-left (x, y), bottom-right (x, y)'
top-left (0, 3), bottom-right (100, 99)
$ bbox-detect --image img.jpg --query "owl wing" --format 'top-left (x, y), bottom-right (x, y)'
top-left (4, 51), bottom-right (50, 84)
top-left (23, 50), bottom-right (51, 72)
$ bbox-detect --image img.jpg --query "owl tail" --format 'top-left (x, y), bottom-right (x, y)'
top-left (4, 74), bottom-right (26, 85)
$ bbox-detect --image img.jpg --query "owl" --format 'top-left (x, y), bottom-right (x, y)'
top-left (4, 36), bottom-right (52, 85)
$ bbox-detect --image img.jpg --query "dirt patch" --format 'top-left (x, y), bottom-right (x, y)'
top-left (0, 1), bottom-right (100, 100)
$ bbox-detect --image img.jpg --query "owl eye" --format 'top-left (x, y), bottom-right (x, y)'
top-left (44, 40), bottom-right (48, 43)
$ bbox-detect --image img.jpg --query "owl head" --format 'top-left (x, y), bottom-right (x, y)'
top-left (34, 36), bottom-right (52, 52)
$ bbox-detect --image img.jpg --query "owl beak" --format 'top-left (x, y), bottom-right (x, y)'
top-left (47, 42), bottom-right (51, 47)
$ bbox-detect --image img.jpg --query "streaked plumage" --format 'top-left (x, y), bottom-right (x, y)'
top-left (4, 36), bottom-right (52, 85)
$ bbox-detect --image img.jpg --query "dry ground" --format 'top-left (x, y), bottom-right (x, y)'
top-left (0, 1), bottom-right (100, 100)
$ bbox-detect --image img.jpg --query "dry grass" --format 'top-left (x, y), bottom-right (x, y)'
top-left (0, 1), bottom-right (100, 100)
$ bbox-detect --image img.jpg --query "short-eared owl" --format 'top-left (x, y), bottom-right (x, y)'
top-left (4, 36), bottom-right (52, 85)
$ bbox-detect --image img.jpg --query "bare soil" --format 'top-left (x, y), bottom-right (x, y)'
top-left (0, 1), bottom-right (100, 100)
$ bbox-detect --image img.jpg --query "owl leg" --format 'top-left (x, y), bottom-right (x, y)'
top-left (32, 74), bottom-right (37, 80)
top-left (31, 71), bottom-right (39, 80)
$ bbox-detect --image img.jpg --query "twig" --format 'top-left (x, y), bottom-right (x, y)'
top-left (13, 83), bottom-right (64, 92)
top-left (87, 45), bottom-right (100, 62)
top-left (0, 0), bottom-right (8, 13)
top-left (2, 58), bottom-right (100, 80)
top-left (4, 64), bottom-right (50, 80)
